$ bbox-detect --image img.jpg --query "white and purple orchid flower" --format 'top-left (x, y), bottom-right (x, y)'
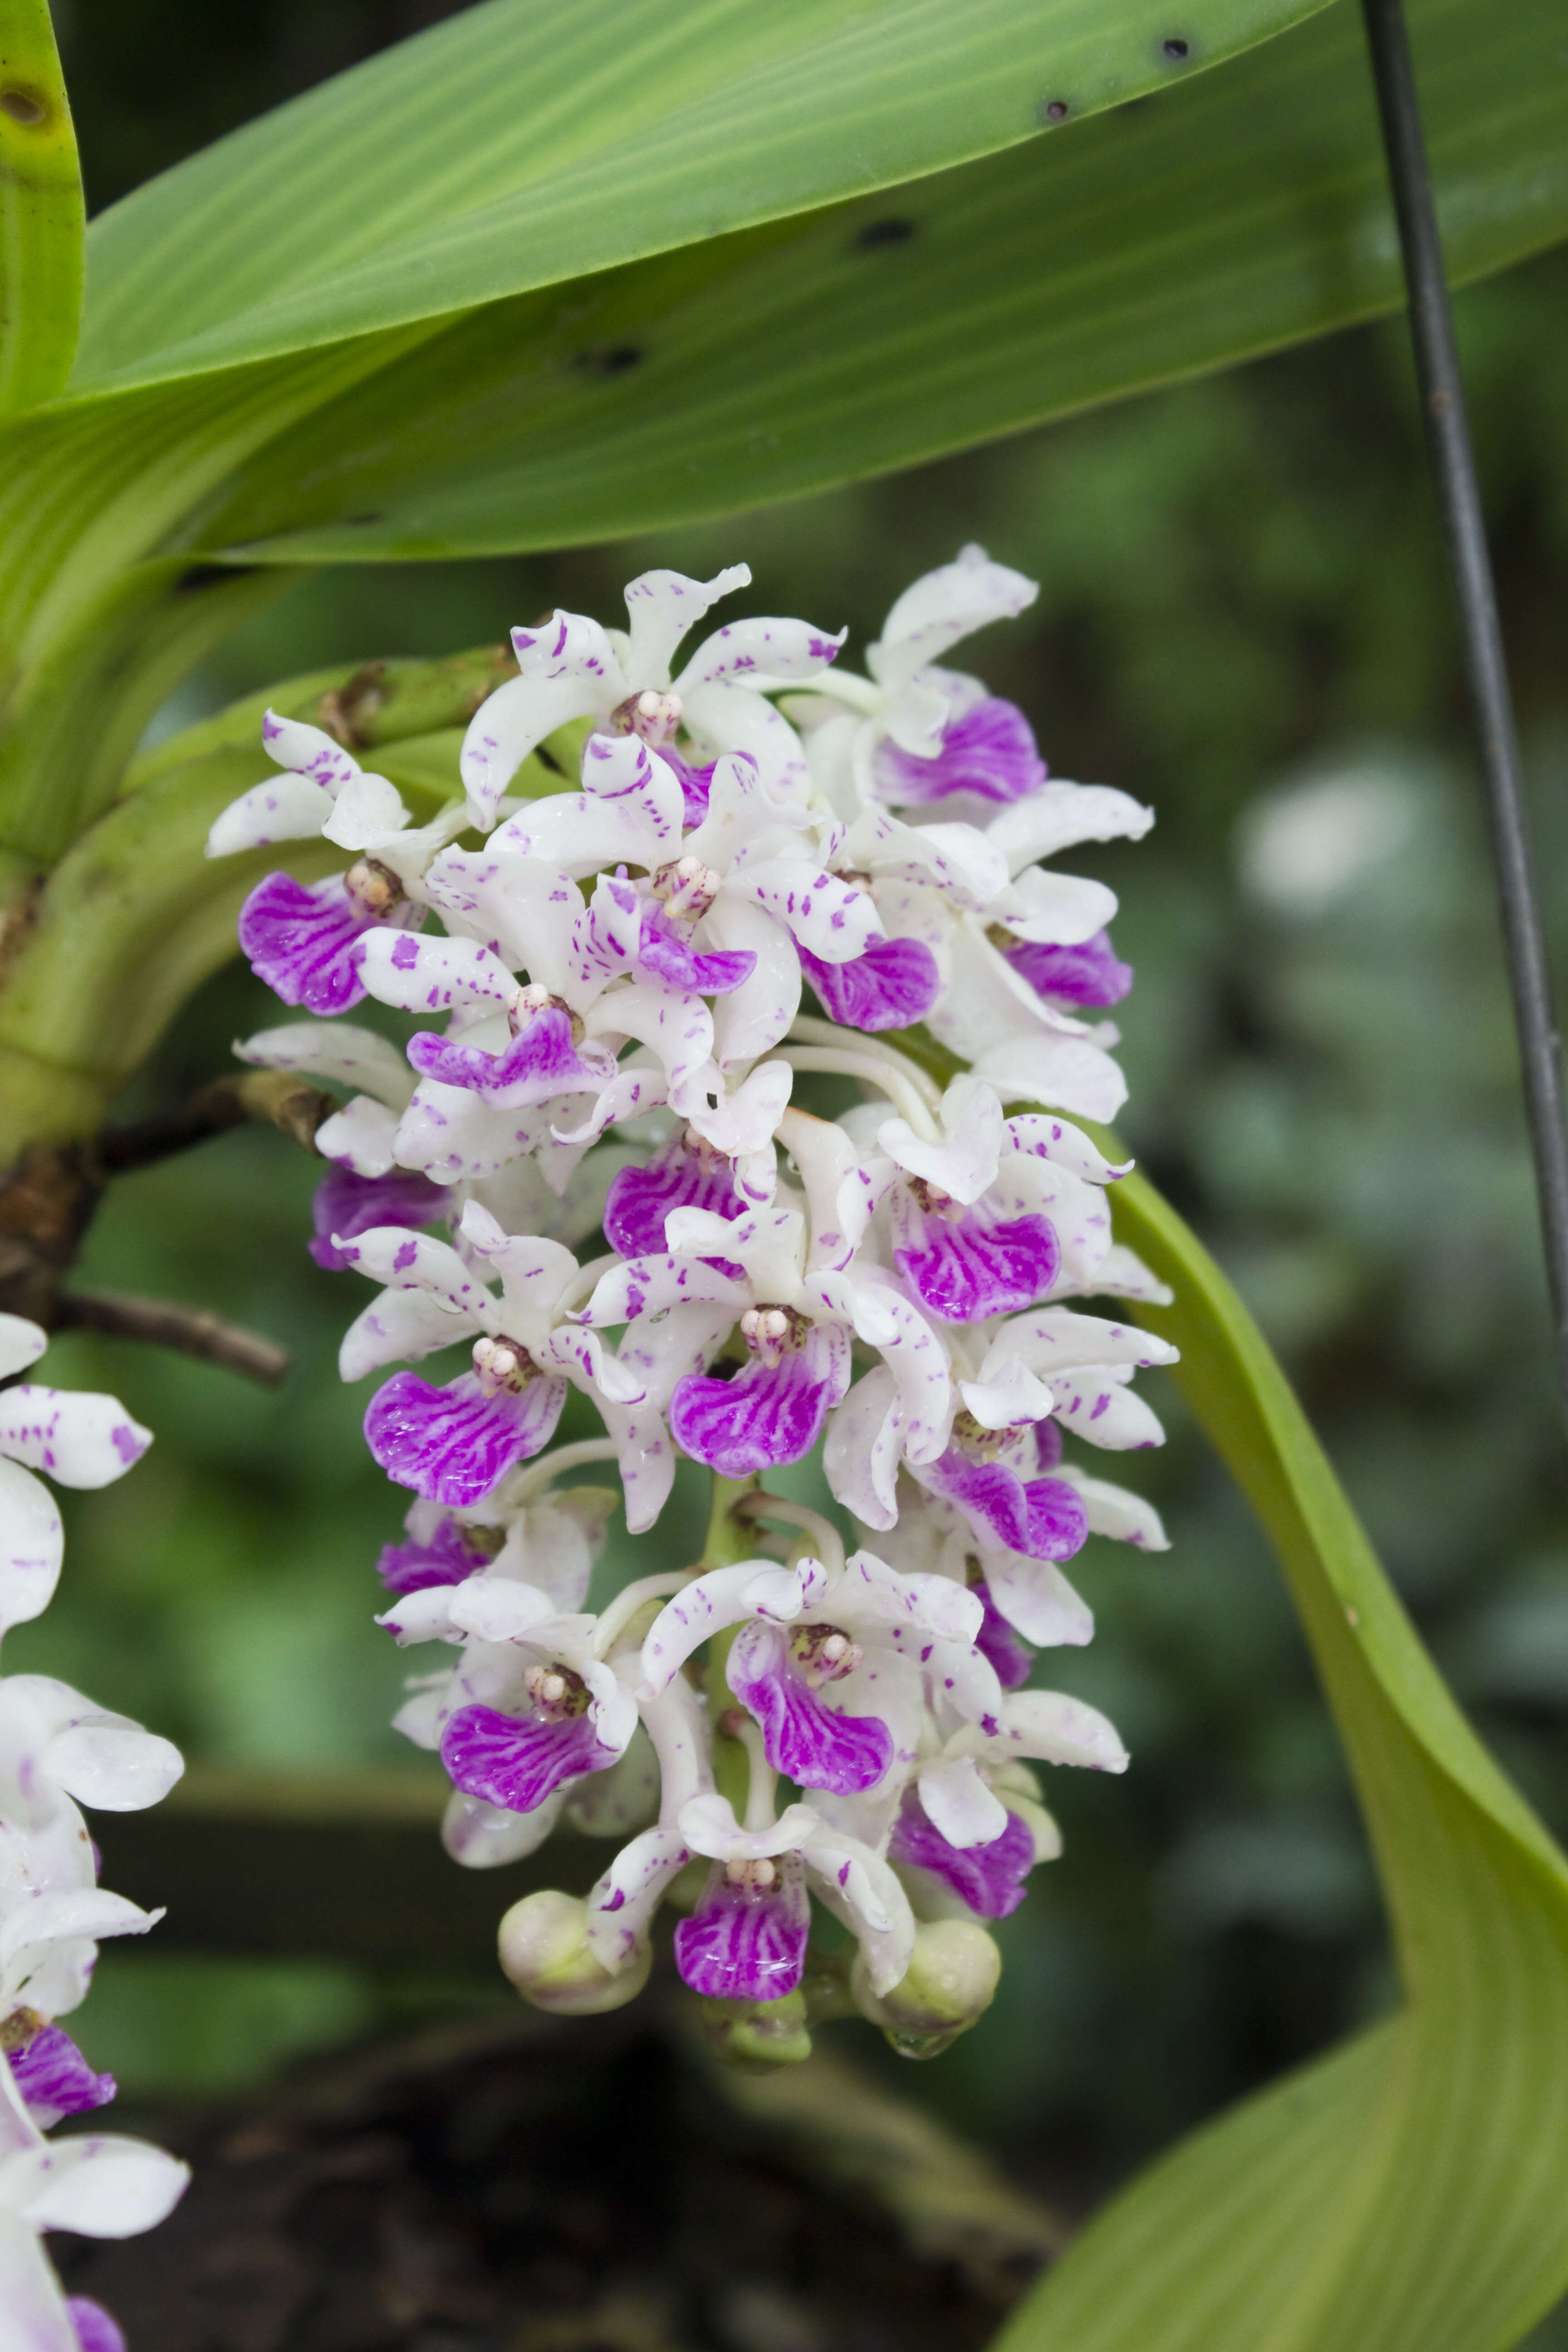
top-left (0, 2051), bottom-right (187, 2352)
top-left (206, 711), bottom-right (470, 1015)
top-left (459, 562), bottom-right (845, 828)
top-left (789, 544), bottom-right (1043, 816)
top-left (671, 1788), bottom-right (915, 2005)
top-left (0, 1319), bottom-right (152, 1642)
top-left (336, 1203), bottom-right (646, 1508)
top-left (0, 1328), bottom-right (186, 2328)
top-left (640, 1547), bottom-right (986, 1799)
top-left (217, 547), bottom-right (1180, 2047)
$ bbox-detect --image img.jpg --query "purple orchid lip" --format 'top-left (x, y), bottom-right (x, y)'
top-left (892, 1193), bottom-right (1060, 1324)
top-left (672, 1856), bottom-right (811, 2002)
top-left (6, 2023), bottom-right (116, 2129)
top-left (890, 1791), bottom-right (1034, 1918)
top-left (873, 695), bottom-right (1046, 807)
top-left (407, 1003), bottom-right (608, 1105)
top-left (66, 2300), bottom-right (127, 2352)
top-left (797, 934), bottom-right (940, 1032)
top-left (973, 1582), bottom-right (1034, 1690)
top-left (1001, 928), bottom-right (1133, 1008)
top-left (376, 1514), bottom-right (499, 1597)
top-left (604, 1137), bottom-right (745, 1273)
top-left (441, 1700), bottom-right (612, 1813)
top-left (729, 1623), bottom-right (894, 1794)
top-left (922, 1447), bottom-right (1088, 1562)
top-left (310, 1165), bottom-right (452, 1272)
top-left (637, 908), bottom-right (756, 996)
top-left (670, 1323), bottom-right (841, 1477)
top-left (238, 872), bottom-right (399, 1015)
top-left (365, 1367), bottom-right (566, 1506)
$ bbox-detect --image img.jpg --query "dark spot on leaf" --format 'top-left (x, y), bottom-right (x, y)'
top-left (1039, 98), bottom-right (1070, 124)
top-left (1162, 35), bottom-right (1191, 60)
top-left (576, 345), bottom-right (644, 379)
top-left (856, 218), bottom-right (916, 251)
top-left (345, 513), bottom-right (383, 526)
top-left (174, 563), bottom-right (260, 593)
top-left (534, 742), bottom-right (567, 778)
top-left (0, 88), bottom-right (47, 125)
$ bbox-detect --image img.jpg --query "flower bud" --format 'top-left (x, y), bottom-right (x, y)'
top-left (497, 1890), bottom-right (649, 2015)
top-left (851, 1920), bottom-right (1002, 2058)
top-left (700, 1987), bottom-right (813, 2072)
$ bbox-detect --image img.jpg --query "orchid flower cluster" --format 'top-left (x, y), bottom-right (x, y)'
top-left (0, 1317), bottom-right (187, 2352)
top-left (211, 547), bottom-right (1177, 2049)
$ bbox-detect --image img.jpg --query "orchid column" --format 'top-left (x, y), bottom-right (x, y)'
top-left (211, 547), bottom-right (1175, 2056)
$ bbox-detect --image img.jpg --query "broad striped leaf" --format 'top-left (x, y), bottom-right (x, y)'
top-left (182, 0), bottom-right (1568, 564)
top-left (71, 0), bottom-right (1330, 395)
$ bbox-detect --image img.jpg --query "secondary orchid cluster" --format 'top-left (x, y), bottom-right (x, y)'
top-left (212, 547), bottom-right (1177, 2048)
top-left (0, 1318), bottom-right (187, 2352)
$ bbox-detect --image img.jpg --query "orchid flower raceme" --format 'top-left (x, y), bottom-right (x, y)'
top-left (224, 550), bottom-right (1177, 2053)
top-left (0, 1320), bottom-right (187, 2345)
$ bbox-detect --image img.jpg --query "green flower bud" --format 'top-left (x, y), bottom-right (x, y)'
top-left (699, 1986), bottom-right (814, 2071)
top-left (852, 1919), bottom-right (1002, 2058)
top-left (497, 1890), bottom-right (650, 2015)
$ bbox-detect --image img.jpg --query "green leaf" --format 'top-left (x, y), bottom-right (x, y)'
top-left (5, 0), bottom-right (1563, 865)
top-left (992, 1165), bottom-right (1568, 2352)
top-left (0, 330), bottom-right (426, 860)
top-left (178, 0), bottom-right (1568, 564)
top-left (0, 0), bottom-right (83, 412)
top-left (71, 0), bottom-right (1329, 396)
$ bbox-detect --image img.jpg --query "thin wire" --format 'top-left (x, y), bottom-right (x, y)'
top-left (1361, 0), bottom-right (1568, 1436)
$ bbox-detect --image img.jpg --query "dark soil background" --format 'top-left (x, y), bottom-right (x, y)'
top-left (56, 2006), bottom-right (1060, 2352)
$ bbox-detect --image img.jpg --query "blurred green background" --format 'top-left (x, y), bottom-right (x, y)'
top-left (27, 0), bottom-right (1568, 2248)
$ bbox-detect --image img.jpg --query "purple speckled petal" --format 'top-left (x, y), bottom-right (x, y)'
top-left (729, 1627), bottom-right (893, 1795)
top-left (67, 2302), bottom-right (127, 2352)
top-left (890, 1792), bottom-right (1034, 1917)
top-left (604, 1137), bottom-right (744, 1266)
top-left (797, 935), bottom-right (940, 1032)
top-left (8, 2025), bottom-right (115, 2129)
top-left (974, 1582), bottom-right (1034, 1690)
top-left (441, 1701), bottom-right (613, 1814)
top-left (238, 872), bottom-right (386, 1014)
top-left (921, 1448), bottom-right (1088, 1562)
top-left (673, 1855), bottom-right (810, 2000)
top-left (377, 1514), bottom-right (496, 1597)
top-left (1003, 929), bottom-right (1133, 1008)
top-left (407, 1004), bottom-right (601, 1105)
top-left (1035, 1418), bottom-right (1064, 1470)
top-left (670, 1326), bottom-right (841, 1477)
top-left (310, 1164), bottom-right (452, 1271)
top-left (365, 1369), bottom-right (566, 1506)
top-left (892, 1194), bottom-right (1059, 1324)
top-left (874, 697), bottom-right (1046, 808)
top-left (637, 909), bottom-right (756, 996)
top-left (665, 750), bottom-right (715, 826)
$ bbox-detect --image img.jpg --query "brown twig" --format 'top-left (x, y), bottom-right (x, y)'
top-left (99, 1070), bottom-right (336, 1173)
top-left (54, 1289), bottom-right (290, 1386)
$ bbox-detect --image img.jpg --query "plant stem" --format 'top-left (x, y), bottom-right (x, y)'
top-left (1360, 0), bottom-right (1568, 1437)
top-left (54, 1289), bottom-right (289, 1385)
